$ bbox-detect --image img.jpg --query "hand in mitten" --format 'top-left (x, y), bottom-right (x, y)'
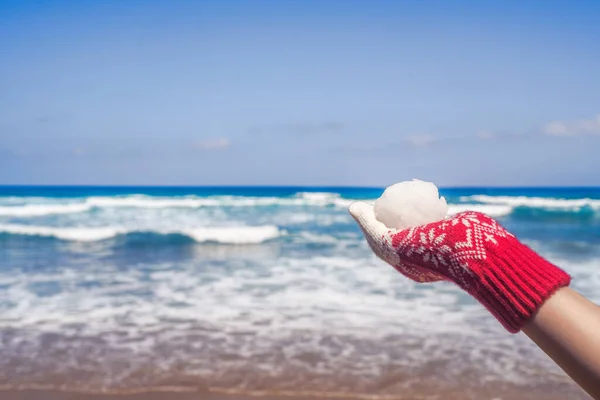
top-left (349, 202), bottom-right (571, 333)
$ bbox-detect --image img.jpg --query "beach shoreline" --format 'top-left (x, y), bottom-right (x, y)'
top-left (0, 382), bottom-right (587, 400)
top-left (0, 387), bottom-right (418, 400)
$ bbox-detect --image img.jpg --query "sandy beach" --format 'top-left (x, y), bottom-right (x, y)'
top-left (0, 385), bottom-right (589, 400)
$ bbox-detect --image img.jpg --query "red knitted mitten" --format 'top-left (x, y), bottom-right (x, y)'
top-left (349, 203), bottom-right (571, 333)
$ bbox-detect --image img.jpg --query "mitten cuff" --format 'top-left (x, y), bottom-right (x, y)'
top-left (471, 241), bottom-right (571, 333)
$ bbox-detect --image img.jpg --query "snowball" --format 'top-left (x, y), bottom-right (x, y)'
top-left (374, 179), bottom-right (448, 230)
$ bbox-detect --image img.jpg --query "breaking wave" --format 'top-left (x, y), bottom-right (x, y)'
top-left (0, 224), bottom-right (281, 243)
top-left (461, 194), bottom-right (600, 210)
top-left (0, 203), bottom-right (91, 217)
top-left (0, 193), bottom-right (354, 217)
top-left (1, 192), bottom-right (600, 222)
top-left (447, 204), bottom-right (513, 217)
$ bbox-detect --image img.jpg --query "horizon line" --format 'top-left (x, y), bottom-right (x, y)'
top-left (1, 184), bottom-right (600, 189)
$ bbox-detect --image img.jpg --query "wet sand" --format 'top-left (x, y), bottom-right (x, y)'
top-left (0, 388), bottom-right (387, 400)
top-left (1, 389), bottom-right (203, 400)
top-left (0, 384), bottom-right (589, 400)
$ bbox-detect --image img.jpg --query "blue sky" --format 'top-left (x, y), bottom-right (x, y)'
top-left (1, 0), bottom-right (600, 186)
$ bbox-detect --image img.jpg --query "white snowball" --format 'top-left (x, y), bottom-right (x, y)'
top-left (374, 179), bottom-right (448, 230)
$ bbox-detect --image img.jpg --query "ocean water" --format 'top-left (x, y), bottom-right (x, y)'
top-left (0, 186), bottom-right (599, 399)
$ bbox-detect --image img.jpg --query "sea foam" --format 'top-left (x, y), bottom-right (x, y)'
top-left (0, 193), bottom-right (353, 217)
top-left (461, 195), bottom-right (600, 210)
top-left (1, 193), bottom-right (598, 220)
top-left (0, 203), bottom-right (91, 217)
top-left (0, 224), bottom-right (281, 243)
top-left (447, 204), bottom-right (513, 217)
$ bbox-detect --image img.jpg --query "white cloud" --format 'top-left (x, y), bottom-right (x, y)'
top-left (72, 148), bottom-right (85, 156)
top-left (476, 130), bottom-right (494, 140)
top-left (404, 134), bottom-right (435, 147)
top-left (194, 138), bottom-right (231, 150)
top-left (543, 114), bottom-right (600, 137)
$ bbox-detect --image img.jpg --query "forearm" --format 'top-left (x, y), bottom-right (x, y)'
top-left (522, 287), bottom-right (600, 399)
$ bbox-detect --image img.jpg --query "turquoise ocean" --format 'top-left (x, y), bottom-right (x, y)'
top-left (1, 186), bottom-right (599, 399)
